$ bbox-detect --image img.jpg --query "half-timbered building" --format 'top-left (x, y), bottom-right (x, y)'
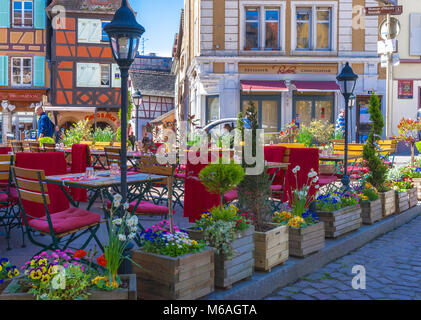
top-left (0, 0), bottom-right (49, 143)
top-left (45, 0), bottom-right (123, 131)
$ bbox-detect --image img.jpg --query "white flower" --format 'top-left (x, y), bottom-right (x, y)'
top-left (313, 176), bottom-right (319, 183)
top-left (112, 218), bottom-right (122, 226)
top-left (128, 233), bottom-right (136, 240)
top-left (292, 165), bottom-right (300, 174)
top-left (315, 185), bottom-right (320, 189)
top-left (113, 194), bottom-right (122, 207)
top-left (308, 169), bottom-right (317, 178)
top-left (123, 202), bottom-right (129, 210)
top-left (127, 215), bottom-right (138, 227)
top-left (118, 234), bottom-right (127, 242)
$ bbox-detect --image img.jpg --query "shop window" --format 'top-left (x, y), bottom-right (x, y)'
top-left (100, 64), bottom-right (110, 87)
top-left (13, 1), bottom-right (33, 28)
top-left (241, 96), bottom-right (281, 132)
top-left (295, 7), bottom-right (332, 51)
top-left (245, 8), bottom-right (259, 50)
top-left (206, 96), bottom-right (220, 124)
top-left (11, 57), bottom-right (32, 86)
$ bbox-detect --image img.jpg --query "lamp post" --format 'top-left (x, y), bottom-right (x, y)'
top-left (104, 0), bottom-right (145, 208)
top-left (337, 62), bottom-right (358, 190)
top-left (132, 89), bottom-right (143, 143)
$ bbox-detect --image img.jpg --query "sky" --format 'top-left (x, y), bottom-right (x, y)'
top-left (132, 0), bottom-right (184, 57)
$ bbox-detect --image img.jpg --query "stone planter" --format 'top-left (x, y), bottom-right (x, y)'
top-left (0, 274), bottom-right (137, 300)
top-left (360, 199), bottom-right (382, 225)
top-left (379, 190), bottom-right (396, 217)
top-left (288, 222), bottom-right (325, 258)
top-left (131, 247), bottom-right (214, 300)
top-left (411, 178), bottom-right (421, 200)
top-left (395, 190), bottom-right (409, 214)
top-left (319, 163), bottom-right (335, 175)
top-left (317, 205), bottom-right (362, 239)
top-left (408, 187), bottom-right (418, 208)
top-left (254, 224), bottom-right (288, 272)
top-left (186, 226), bottom-right (254, 289)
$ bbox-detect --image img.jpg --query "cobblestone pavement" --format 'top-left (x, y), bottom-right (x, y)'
top-left (265, 215), bottom-right (421, 300)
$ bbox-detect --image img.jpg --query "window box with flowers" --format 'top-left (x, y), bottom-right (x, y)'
top-left (355, 183), bottom-right (382, 225)
top-left (132, 220), bottom-right (214, 300)
top-left (316, 190), bottom-right (362, 239)
top-left (272, 166), bottom-right (325, 258)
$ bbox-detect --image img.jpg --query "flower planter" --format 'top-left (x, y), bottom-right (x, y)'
top-left (131, 248), bottom-right (214, 300)
top-left (0, 274), bottom-right (137, 300)
top-left (408, 187), bottom-right (418, 208)
top-left (360, 199), bottom-right (382, 225)
top-left (395, 190), bottom-right (409, 214)
top-left (186, 226), bottom-right (254, 289)
top-left (411, 178), bottom-right (421, 200)
top-left (379, 190), bottom-right (396, 217)
top-left (288, 222), bottom-right (325, 258)
top-left (0, 280), bottom-right (11, 295)
top-left (317, 205), bottom-right (362, 239)
top-left (319, 163), bottom-right (335, 175)
top-left (254, 224), bottom-right (288, 272)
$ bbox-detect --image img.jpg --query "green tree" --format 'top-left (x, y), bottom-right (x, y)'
top-left (362, 92), bottom-right (388, 191)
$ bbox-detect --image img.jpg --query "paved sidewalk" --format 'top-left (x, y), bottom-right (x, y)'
top-left (265, 214), bottom-right (421, 300)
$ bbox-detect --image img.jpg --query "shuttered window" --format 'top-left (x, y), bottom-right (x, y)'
top-left (410, 13), bottom-right (421, 56)
top-left (77, 63), bottom-right (100, 87)
top-left (78, 18), bottom-right (101, 43)
top-left (0, 1), bottom-right (10, 28)
top-left (12, 1), bottom-right (33, 28)
top-left (11, 57), bottom-right (32, 86)
top-left (0, 56), bottom-right (8, 86)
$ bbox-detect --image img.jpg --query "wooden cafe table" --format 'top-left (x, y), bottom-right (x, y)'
top-left (43, 171), bottom-right (165, 228)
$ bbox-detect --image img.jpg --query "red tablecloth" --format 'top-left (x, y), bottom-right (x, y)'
top-left (0, 147), bottom-right (11, 154)
top-left (283, 148), bottom-right (320, 203)
top-left (15, 152), bottom-right (70, 220)
top-left (264, 145), bottom-right (287, 185)
top-left (71, 144), bottom-right (91, 202)
top-left (183, 152), bottom-right (221, 223)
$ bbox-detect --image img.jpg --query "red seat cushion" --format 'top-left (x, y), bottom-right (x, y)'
top-left (270, 185), bottom-right (283, 192)
top-left (28, 207), bottom-right (101, 234)
top-left (224, 190), bottom-right (238, 203)
top-left (174, 172), bottom-right (186, 180)
top-left (319, 176), bottom-right (338, 186)
top-left (130, 200), bottom-right (169, 215)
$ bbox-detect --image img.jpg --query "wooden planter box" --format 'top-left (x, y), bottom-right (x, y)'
top-left (412, 178), bottom-right (421, 200)
top-left (317, 205), bottom-right (362, 239)
top-left (131, 248), bottom-right (214, 300)
top-left (0, 274), bottom-right (137, 300)
top-left (186, 227), bottom-right (254, 289)
top-left (395, 190), bottom-right (409, 214)
top-left (408, 187), bottom-right (418, 208)
top-left (360, 199), bottom-right (382, 225)
top-left (289, 222), bottom-right (325, 258)
top-left (379, 190), bottom-right (396, 217)
top-left (254, 224), bottom-right (288, 272)
top-left (319, 163), bottom-right (335, 175)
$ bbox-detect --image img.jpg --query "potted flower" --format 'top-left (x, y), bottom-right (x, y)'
top-left (188, 205), bottom-right (254, 288)
top-left (401, 166), bottom-right (421, 202)
top-left (131, 220), bottom-right (214, 300)
top-left (272, 167), bottom-right (325, 258)
top-left (316, 190), bottom-right (362, 238)
top-left (387, 180), bottom-right (413, 214)
top-left (355, 182), bottom-right (382, 224)
top-left (0, 258), bottom-right (19, 294)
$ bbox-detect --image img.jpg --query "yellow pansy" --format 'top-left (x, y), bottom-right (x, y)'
top-left (0, 265), bottom-right (2, 272)
top-left (13, 268), bottom-right (19, 277)
top-left (41, 274), bottom-right (50, 283)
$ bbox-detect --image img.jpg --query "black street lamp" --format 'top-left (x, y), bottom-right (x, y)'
top-left (104, 0), bottom-right (145, 208)
top-left (132, 89), bottom-right (143, 143)
top-left (337, 62), bottom-right (358, 190)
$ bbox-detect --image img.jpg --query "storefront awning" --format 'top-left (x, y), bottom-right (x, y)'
top-left (293, 81), bottom-right (340, 92)
top-left (240, 80), bottom-right (288, 92)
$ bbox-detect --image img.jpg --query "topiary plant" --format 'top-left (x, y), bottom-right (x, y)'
top-left (39, 136), bottom-right (55, 147)
top-left (199, 163), bottom-right (245, 209)
top-left (363, 92), bottom-right (388, 192)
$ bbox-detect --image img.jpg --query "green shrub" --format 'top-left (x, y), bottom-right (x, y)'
top-left (39, 136), bottom-right (55, 147)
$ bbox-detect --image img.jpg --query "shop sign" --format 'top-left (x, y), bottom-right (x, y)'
top-left (238, 64), bottom-right (338, 75)
top-left (0, 92), bottom-right (43, 101)
top-left (84, 112), bottom-right (118, 123)
top-left (398, 80), bottom-right (413, 99)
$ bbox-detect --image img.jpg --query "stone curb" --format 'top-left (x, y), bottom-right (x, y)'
top-left (203, 204), bottom-right (421, 300)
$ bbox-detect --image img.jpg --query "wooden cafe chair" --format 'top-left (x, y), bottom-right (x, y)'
top-left (11, 166), bottom-right (104, 253)
top-left (43, 142), bottom-right (57, 152)
top-left (11, 141), bottom-right (24, 153)
top-left (29, 141), bottom-right (42, 153)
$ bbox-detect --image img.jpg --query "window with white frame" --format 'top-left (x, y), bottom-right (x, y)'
top-left (245, 8), bottom-right (259, 50)
top-left (295, 6), bottom-right (331, 51)
top-left (13, 1), bottom-right (33, 28)
top-left (100, 64), bottom-right (110, 87)
top-left (265, 9), bottom-right (280, 50)
top-left (12, 57), bottom-right (32, 86)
